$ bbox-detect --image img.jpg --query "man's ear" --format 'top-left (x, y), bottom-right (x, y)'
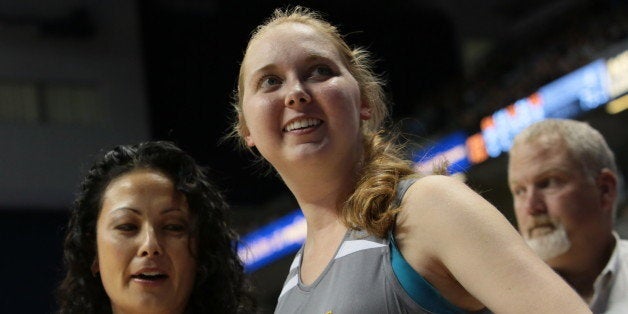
top-left (597, 168), bottom-right (618, 213)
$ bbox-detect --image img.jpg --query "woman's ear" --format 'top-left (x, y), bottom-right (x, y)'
top-left (239, 114), bottom-right (256, 147)
top-left (597, 168), bottom-right (618, 214)
top-left (244, 133), bottom-right (255, 147)
top-left (360, 101), bottom-right (372, 121)
top-left (91, 258), bottom-right (100, 277)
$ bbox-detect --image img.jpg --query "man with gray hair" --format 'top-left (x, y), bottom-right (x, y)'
top-left (508, 118), bottom-right (627, 313)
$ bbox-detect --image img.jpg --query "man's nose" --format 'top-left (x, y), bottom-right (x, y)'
top-left (522, 188), bottom-right (547, 216)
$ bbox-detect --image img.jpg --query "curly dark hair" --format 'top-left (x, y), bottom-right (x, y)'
top-left (56, 141), bottom-right (254, 313)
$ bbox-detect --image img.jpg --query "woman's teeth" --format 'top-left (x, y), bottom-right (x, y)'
top-left (285, 118), bottom-right (321, 131)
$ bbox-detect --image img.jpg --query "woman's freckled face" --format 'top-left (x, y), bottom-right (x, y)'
top-left (240, 22), bottom-right (369, 170)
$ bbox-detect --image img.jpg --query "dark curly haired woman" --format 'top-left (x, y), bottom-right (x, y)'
top-left (56, 141), bottom-right (254, 313)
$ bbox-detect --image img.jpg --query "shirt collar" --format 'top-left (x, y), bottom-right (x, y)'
top-left (590, 232), bottom-right (622, 308)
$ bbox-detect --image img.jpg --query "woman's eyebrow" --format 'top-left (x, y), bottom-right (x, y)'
top-left (110, 207), bottom-right (140, 216)
top-left (161, 207), bottom-right (186, 215)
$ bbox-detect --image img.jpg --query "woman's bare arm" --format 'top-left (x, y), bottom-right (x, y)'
top-left (396, 175), bottom-right (590, 313)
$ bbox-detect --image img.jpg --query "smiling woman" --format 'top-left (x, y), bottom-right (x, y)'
top-left (228, 6), bottom-right (591, 314)
top-left (56, 141), bottom-right (254, 313)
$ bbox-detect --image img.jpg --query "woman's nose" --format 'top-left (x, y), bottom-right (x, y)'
top-left (138, 227), bottom-right (163, 257)
top-left (284, 81), bottom-right (311, 107)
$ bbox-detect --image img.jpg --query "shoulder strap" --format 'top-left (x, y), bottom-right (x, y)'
top-left (394, 177), bottom-right (419, 207)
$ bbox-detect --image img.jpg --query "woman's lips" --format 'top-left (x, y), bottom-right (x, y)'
top-left (283, 118), bottom-right (323, 132)
top-left (130, 269), bottom-right (169, 286)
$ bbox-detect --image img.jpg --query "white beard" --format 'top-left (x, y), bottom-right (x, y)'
top-left (524, 223), bottom-right (572, 261)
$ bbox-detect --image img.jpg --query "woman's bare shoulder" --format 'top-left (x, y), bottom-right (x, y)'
top-left (395, 174), bottom-right (514, 258)
top-left (399, 175), bottom-right (487, 222)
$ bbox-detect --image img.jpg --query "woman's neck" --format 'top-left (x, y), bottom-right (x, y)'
top-left (283, 165), bottom-right (357, 219)
top-left (299, 216), bottom-right (348, 285)
top-left (276, 136), bottom-right (365, 204)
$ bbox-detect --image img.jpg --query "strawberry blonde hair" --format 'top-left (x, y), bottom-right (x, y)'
top-left (229, 6), bottom-right (421, 237)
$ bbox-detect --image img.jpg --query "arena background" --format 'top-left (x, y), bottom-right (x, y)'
top-left (0, 0), bottom-right (627, 312)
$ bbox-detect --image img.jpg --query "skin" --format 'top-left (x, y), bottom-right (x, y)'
top-left (93, 169), bottom-right (197, 314)
top-left (240, 21), bottom-right (591, 313)
top-left (395, 175), bottom-right (590, 313)
top-left (240, 22), bottom-right (372, 284)
top-left (241, 22), bottom-right (370, 185)
top-left (508, 135), bottom-right (617, 299)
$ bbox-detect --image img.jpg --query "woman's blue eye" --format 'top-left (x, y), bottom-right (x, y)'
top-left (259, 75), bottom-right (282, 89)
top-left (312, 65), bottom-right (333, 77)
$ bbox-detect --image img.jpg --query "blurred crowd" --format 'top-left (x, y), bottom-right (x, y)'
top-left (407, 2), bottom-right (628, 139)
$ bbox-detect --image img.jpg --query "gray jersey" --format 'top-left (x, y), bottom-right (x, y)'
top-left (274, 178), bottom-right (490, 314)
top-left (274, 229), bottom-right (429, 313)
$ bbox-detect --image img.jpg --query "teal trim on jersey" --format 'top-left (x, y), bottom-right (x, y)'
top-left (390, 234), bottom-right (465, 314)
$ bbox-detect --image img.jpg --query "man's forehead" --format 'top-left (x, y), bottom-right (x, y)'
top-left (508, 140), bottom-right (573, 181)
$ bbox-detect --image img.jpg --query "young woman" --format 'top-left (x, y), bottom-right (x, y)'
top-left (56, 141), bottom-right (254, 313)
top-left (229, 6), bottom-right (590, 314)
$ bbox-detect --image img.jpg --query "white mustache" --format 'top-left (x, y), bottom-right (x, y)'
top-left (526, 215), bottom-right (557, 238)
top-left (524, 221), bottom-right (571, 261)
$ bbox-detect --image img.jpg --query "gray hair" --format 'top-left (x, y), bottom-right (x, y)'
top-left (511, 119), bottom-right (624, 219)
top-left (512, 119), bottom-right (617, 179)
